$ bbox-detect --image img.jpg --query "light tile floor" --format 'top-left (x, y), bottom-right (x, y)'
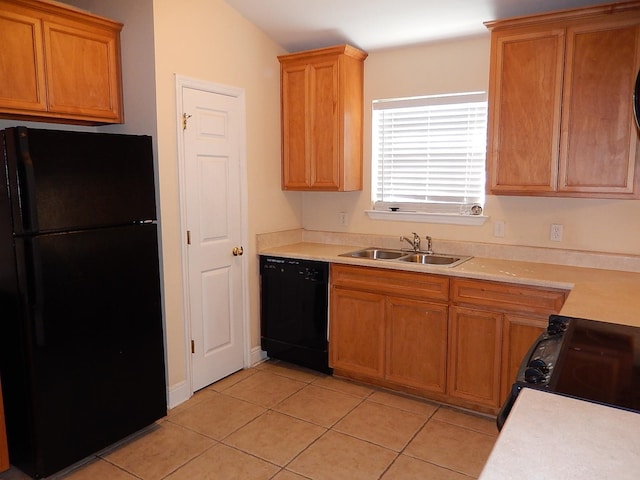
top-left (1, 361), bottom-right (499, 480)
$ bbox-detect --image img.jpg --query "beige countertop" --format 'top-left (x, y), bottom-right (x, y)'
top-left (260, 242), bottom-right (640, 327)
top-left (479, 388), bottom-right (640, 479)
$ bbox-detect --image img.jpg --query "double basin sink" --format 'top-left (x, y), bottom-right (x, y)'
top-left (340, 247), bottom-right (471, 268)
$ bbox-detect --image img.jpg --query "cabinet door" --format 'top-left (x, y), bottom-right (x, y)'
top-left (500, 314), bottom-right (546, 403)
top-left (559, 19), bottom-right (640, 196)
top-left (488, 29), bottom-right (564, 193)
top-left (280, 45), bottom-right (366, 191)
top-left (309, 59), bottom-right (340, 189)
top-left (281, 62), bottom-right (311, 189)
top-left (386, 297), bottom-right (448, 393)
top-left (329, 287), bottom-right (385, 379)
top-left (0, 8), bottom-right (47, 112)
top-left (281, 58), bottom-right (340, 190)
top-left (448, 306), bottom-right (503, 408)
top-left (43, 20), bottom-right (122, 122)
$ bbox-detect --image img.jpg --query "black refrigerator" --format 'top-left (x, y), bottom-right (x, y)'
top-left (0, 127), bottom-right (167, 478)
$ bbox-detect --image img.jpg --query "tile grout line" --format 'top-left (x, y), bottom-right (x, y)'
top-left (209, 366), bottom-right (374, 478)
top-left (229, 364), bottom-right (494, 479)
top-left (171, 364), bottom-right (495, 479)
top-left (373, 403), bottom-right (439, 479)
top-left (214, 371), bottom-right (372, 480)
top-left (276, 393), bottom-right (370, 478)
top-left (117, 363), bottom-right (497, 480)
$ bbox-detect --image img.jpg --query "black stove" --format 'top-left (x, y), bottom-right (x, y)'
top-left (497, 315), bottom-right (640, 429)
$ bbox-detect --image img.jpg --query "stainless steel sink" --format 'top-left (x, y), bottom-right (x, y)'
top-left (340, 247), bottom-right (472, 267)
top-left (398, 253), bottom-right (471, 267)
top-left (340, 247), bottom-right (407, 260)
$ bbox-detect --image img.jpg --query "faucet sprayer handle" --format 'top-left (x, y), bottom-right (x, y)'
top-left (424, 235), bottom-right (433, 254)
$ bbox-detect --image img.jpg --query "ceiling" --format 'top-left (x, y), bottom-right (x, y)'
top-left (224, 0), bottom-right (617, 52)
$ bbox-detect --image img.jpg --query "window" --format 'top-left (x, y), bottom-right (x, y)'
top-left (372, 92), bottom-right (487, 217)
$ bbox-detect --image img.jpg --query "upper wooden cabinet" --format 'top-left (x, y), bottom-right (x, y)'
top-left (486, 2), bottom-right (640, 198)
top-left (0, 0), bottom-right (123, 125)
top-left (279, 45), bottom-right (367, 191)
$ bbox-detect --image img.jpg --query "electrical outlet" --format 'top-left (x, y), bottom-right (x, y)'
top-left (550, 223), bottom-right (563, 242)
top-left (493, 220), bottom-right (505, 238)
top-left (339, 212), bottom-right (348, 226)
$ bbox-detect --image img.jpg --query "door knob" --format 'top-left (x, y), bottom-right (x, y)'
top-left (232, 246), bottom-right (244, 256)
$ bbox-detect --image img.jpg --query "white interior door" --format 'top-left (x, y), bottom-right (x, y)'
top-left (181, 83), bottom-right (246, 391)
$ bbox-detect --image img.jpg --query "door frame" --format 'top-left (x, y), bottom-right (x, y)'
top-left (174, 74), bottom-right (250, 403)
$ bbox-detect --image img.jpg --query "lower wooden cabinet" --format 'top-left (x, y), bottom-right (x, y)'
top-left (450, 279), bottom-right (567, 410)
top-left (330, 265), bottom-right (449, 397)
top-left (500, 314), bottom-right (547, 402)
top-left (448, 308), bottom-right (549, 409)
top-left (448, 306), bottom-right (503, 408)
top-left (386, 297), bottom-right (448, 394)
top-left (329, 264), bottom-right (568, 415)
top-left (330, 287), bottom-right (386, 379)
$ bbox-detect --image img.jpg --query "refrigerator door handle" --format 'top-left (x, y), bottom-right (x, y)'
top-left (24, 239), bottom-right (46, 347)
top-left (16, 127), bottom-right (40, 233)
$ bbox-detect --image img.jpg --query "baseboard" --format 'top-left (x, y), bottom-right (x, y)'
top-left (250, 346), bottom-right (268, 366)
top-left (167, 380), bottom-right (191, 410)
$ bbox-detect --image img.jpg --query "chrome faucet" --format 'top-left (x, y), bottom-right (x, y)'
top-left (424, 235), bottom-right (433, 254)
top-left (400, 232), bottom-right (421, 252)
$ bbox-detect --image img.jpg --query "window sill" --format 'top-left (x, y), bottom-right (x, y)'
top-left (365, 210), bottom-right (488, 226)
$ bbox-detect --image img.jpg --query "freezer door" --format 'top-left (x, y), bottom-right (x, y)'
top-left (3, 127), bottom-right (156, 235)
top-left (9, 223), bottom-right (166, 477)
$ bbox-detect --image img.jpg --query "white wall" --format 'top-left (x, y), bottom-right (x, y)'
top-left (301, 36), bottom-right (640, 256)
top-left (151, 0), bottom-right (300, 397)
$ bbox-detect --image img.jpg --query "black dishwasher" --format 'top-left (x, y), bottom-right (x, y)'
top-left (260, 256), bottom-right (331, 374)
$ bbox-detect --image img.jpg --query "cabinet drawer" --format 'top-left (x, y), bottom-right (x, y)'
top-left (451, 278), bottom-right (566, 315)
top-left (331, 264), bottom-right (449, 302)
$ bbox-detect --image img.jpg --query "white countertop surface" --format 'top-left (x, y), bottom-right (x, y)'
top-left (479, 388), bottom-right (640, 479)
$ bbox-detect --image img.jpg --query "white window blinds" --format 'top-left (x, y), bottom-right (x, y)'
top-left (372, 92), bottom-right (487, 213)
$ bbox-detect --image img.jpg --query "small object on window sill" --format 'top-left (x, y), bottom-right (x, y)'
top-left (389, 207), bottom-right (399, 211)
top-left (459, 204), bottom-right (483, 216)
top-left (365, 210), bottom-right (488, 225)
